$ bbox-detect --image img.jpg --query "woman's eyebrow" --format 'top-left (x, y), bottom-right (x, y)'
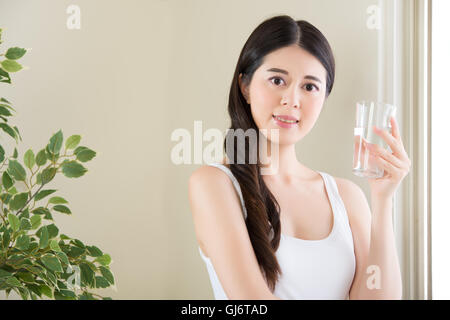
top-left (266, 68), bottom-right (322, 84)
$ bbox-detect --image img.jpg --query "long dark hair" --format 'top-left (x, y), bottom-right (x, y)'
top-left (223, 15), bottom-right (335, 292)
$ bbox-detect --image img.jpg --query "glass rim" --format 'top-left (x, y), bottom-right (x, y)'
top-left (356, 100), bottom-right (396, 109)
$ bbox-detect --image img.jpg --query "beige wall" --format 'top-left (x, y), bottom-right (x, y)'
top-left (0, 0), bottom-right (380, 299)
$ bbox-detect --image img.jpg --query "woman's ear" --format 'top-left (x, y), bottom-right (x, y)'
top-left (238, 73), bottom-right (250, 104)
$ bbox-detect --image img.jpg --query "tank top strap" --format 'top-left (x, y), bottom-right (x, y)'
top-left (205, 163), bottom-right (248, 220)
top-left (317, 171), bottom-right (353, 244)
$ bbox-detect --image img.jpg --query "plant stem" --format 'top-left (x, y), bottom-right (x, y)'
top-left (15, 183), bottom-right (45, 216)
top-left (0, 156), bottom-right (8, 171)
top-left (0, 210), bottom-right (6, 225)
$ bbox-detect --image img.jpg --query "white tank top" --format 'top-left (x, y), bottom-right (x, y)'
top-left (197, 163), bottom-right (356, 300)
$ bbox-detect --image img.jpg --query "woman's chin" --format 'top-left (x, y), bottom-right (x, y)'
top-left (265, 135), bottom-right (301, 146)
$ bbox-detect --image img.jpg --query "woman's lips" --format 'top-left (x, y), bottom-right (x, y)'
top-left (272, 115), bottom-right (299, 128)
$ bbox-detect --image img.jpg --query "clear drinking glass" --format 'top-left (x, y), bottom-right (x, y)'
top-left (352, 101), bottom-right (397, 178)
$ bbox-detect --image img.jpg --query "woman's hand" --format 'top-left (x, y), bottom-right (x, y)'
top-left (364, 115), bottom-right (411, 200)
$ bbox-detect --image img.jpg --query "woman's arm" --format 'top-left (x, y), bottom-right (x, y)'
top-left (338, 178), bottom-right (402, 300)
top-left (189, 165), bottom-right (280, 300)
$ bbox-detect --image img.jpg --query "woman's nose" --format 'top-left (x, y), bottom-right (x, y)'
top-left (281, 89), bottom-right (301, 109)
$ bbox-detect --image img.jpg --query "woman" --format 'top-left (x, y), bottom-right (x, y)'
top-left (188, 15), bottom-right (410, 300)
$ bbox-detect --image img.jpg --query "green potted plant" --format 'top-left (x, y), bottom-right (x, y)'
top-left (0, 28), bottom-right (116, 300)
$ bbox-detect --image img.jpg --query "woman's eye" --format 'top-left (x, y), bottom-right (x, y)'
top-left (304, 83), bottom-right (319, 92)
top-left (269, 77), bottom-right (285, 86)
top-left (269, 78), bottom-right (318, 92)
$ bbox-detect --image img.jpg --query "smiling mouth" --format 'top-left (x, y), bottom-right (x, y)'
top-left (272, 115), bottom-right (299, 124)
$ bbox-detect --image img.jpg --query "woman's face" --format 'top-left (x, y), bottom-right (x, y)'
top-left (239, 45), bottom-right (328, 146)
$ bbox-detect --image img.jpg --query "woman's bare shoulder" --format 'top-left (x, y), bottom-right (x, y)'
top-left (332, 175), bottom-right (370, 224)
top-left (189, 163), bottom-right (229, 185)
top-left (333, 176), bottom-right (363, 199)
top-left (189, 157), bottom-right (231, 181)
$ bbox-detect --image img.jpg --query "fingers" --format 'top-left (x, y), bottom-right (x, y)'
top-left (365, 142), bottom-right (403, 169)
top-left (390, 116), bottom-right (401, 142)
top-left (371, 152), bottom-right (410, 179)
top-left (372, 122), bottom-right (410, 164)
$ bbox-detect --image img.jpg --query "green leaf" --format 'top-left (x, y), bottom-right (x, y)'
top-left (61, 161), bottom-right (87, 178)
top-left (48, 130), bottom-right (63, 155)
top-left (7, 159), bottom-right (26, 181)
top-left (65, 135), bottom-right (81, 150)
top-left (12, 147), bottom-right (18, 159)
top-left (55, 251), bottom-right (69, 265)
top-left (60, 234), bottom-right (71, 240)
top-left (45, 144), bottom-right (55, 160)
top-left (18, 207), bottom-right (30, 219)
top-left (34, 189), bottom-right (57, 201)
top-left (56, 279), bottom-right (68, 290)
top-left (32, 207), bottom-right (50, 215)
top-left (0, 97), bottom-right (11, 104)
top-left (18, 287), bottom-right (30, 300)
top-left (16, 234), bottom-right (30, 250)
top-left (94, 276), bottom-right (109, 288)
top-left (71, 239), bottom-right (85, 248)
top-left (66, 246), bottom-right (85, 258)
top-left (7, 212), bottom-right (20, 232)
top-left (0, 122), bottom-right (18, 141)
top-left (45, 270), bottom-right (57, 286)
top-left (48, 196), bottom-right (68, 204)
top-left (99, 266), bottom-right (114, 285)
top-left (2, 229), bottom-right (10, 247)
top-left (86, 245), bottom-right (103, 257)
top-left (38, 226), bottom-right (49, 249)
top-left (76, 148), bottom-right (96, 162)
top-left (9, 192), bottom-right (28, 211)
top-left (53, 205), bottom-right (71, 214)
top-left (2, 171), bottom-right (13, 190)
top-left (5, 47), bottom-right (27, 60)
top-left (1, 59), bottom-right (22, 72)
top-left (94, 254), bottom-right (112, 266)
top-left (13, 126), bottom-right (22, 141)
top-left (27, 242), bottom-right (39, 254)
top-left (30, 215), bottom-right (42, 230)
top-left (16, 272), bottom-right (35, 284)
top-left (0, 144), bottom-right (5, 163)
top-left (19, 217), bottom-right (32, 231)
top-left (74, 146), bottom-right (88, 154)
top-left (9, 186), bottom-right (17, 194)
top-left (24, 149), bottom-right (35, 170)
top-left (79, 263), bottom-right (94, 286)
top-left (0, 67), bottom-right (11, 83)
top-left (54, 289), bottom-right (76, 300)
top-left (79, 292), bottom-right (96, 300)
top-left (0, 269), bottom-right (13, 278)
top-left (6, 253), bottom-right (27, 266)
top-left (5, 276), bottom-right (22, 287)
top-left (41, 254), bottom-right (63, 273)
top-left (40, 167), bottom-right (56, 184)
top-left (35, 149), bottom-right (47, 166)
top-left (44, 211), bottom-right (52, 220)
top-left (46, 223), bottom-right (59, 238)
top-left (0, 78), bottom-right (11, 85)
top-left (0, 105), bottom-right (13, 116)
top-left (26, 284), bottom-right (42, 298)
top-left (39, 284), bottom-right (53, 298)
top-left (0, 192), bottom-right (12, 204)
